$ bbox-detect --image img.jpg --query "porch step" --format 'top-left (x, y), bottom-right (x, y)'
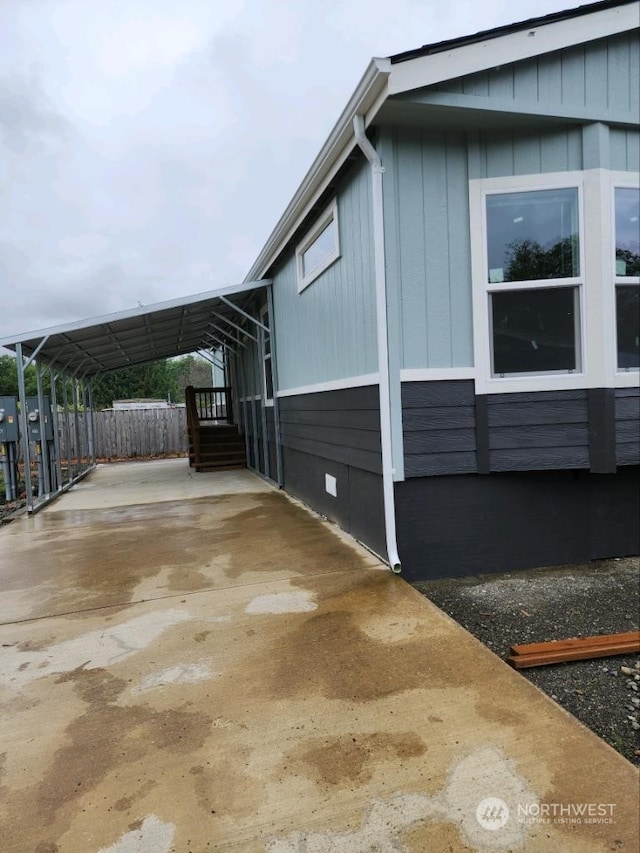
top-left (189, 423), bottom-right (246, 471)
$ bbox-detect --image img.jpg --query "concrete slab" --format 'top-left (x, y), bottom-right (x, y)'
top-left (0, 459), bottom-right (637, 852)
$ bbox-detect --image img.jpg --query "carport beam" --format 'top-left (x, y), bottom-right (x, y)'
top-left (219, 297), bottom-right (269, 334)
top-left (211, 311), bottom-right (258, 343)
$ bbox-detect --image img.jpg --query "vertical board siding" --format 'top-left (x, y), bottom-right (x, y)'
top-left (279, 385), bottom-right (382, 475)
top-left (271, 159), bottom-right (377, 391)
top-left (383, 128), bottom-right (473, 371)
top-left (610, 128), bottom-right (640, 171)
top-left (615, 388), bottom-right (640, 465)
top-left (437, 33), bottom-right (639, 118)
top-left (401, 381), bottom-right (477, 476)
top-left (478, 126), bottom-right (583, 179)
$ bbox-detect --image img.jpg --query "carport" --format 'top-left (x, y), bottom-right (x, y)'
top-left (0, 280), bottom-right (277, 513)
top-left (0, 457), bottom-right (638, 852)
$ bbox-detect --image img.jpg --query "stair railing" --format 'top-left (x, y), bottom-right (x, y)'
top-left (185, 386), bottom-right (234, 468)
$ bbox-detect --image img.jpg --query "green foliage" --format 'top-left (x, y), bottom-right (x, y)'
top-left (0, 354), bottom-right (41, 397)
top-left (616, 247), bottom-right (640, 277)
top-left (1, 354), bottom-right (216, 409)
top-left (90, 355), bottom-right (214, 409)
top-left (505, 236), bottom-right (578, 282)
top-left (90, 360), bottom-right (180, 410)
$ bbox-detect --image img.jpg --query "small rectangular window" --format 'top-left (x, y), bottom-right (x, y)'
top-left (296, 201), bottom-right (340, 291)
top-left (260, 305), bottom-right (274, 401)
top-left (614, 187), bottom-right (639, 370)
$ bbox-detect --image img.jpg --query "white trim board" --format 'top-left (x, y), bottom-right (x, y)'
top-left (400, 367), bottom-right (475, 382)
top-left (388, 3), bottom-right (640, 96)
top-left (276, 373), bottom-right (380, 398)
top-left (469, 168), bottom-right (640, 395)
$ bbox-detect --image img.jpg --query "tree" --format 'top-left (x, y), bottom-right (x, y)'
top-left (504, 236), bottom-right (578, 282)
top-left (90, 359), bottom-right (183, 410)
top-left (0, 354), bottom-right (42, 397)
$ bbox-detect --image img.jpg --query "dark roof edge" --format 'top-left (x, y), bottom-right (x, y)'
top-left (389, 0), bottom-right (637, 64)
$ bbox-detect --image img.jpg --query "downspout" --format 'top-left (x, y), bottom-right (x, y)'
top-left (353, 114), bottom-right (401, 574)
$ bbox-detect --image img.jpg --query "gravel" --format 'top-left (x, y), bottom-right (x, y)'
top-left (412, 556), bottom-right (640, 766)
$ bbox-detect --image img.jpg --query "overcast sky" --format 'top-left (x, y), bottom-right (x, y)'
top-left (0, 0), bottom-right (585, 346)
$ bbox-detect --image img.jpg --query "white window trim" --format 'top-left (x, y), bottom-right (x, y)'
top-left (259, 304), bottom-right (274, 404)
top-left (470, 170), bottom-right (596, 395)
top-left (295, 199), bottom-right (340, 292)
top-left (611, 172), bottom-right (640, 385)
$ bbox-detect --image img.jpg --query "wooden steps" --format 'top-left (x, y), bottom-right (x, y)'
top-left (506, 631), bottom-right (640, 669)
top-left (191, 424), bottom-right (246, 472)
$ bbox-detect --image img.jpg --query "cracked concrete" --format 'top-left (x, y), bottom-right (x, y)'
top-left (0, 459), bottom-right (637, 852)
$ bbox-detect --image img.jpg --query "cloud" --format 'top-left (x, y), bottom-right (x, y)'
top-left (0, 0), bottom-right (586, 350)
top-left (0, 73), bottom-right (69, 153)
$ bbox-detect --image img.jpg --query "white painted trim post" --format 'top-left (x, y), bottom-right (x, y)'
top-left (353, 115), bottom-right (401, 574)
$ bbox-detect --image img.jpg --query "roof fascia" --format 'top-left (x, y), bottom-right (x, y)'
top-left (0, 279), bottom-right (270, 349)
top-left (244, 58), bottom-right (391, 282)
top-left (387, 2), bottom-right (639, 96)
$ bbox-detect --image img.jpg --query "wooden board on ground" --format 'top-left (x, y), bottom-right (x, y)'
top-left (506, 630), bottom-right (640, 669)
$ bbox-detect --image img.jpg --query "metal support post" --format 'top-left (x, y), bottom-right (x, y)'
top-left (62, 379), bottom-right (73, 486)
top-left (256, 326), bottom-right (269, 480)
top-left (35, 361), bottom-right (50, 497)
top-left (266, 284), bottom-right (283, 486)
top-left (87, 382), bottom-right (96, 465)
top-left (15, 344), bottom-right (34, 510)
top-left (49, 367), bottom-right (63, 493)
top-left (72, 379), bottom-right (82, 479)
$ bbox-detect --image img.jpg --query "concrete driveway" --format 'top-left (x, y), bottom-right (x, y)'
top-left (0, 459), bottom-right (637, 852)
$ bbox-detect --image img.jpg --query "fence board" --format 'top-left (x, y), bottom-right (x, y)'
top-left (57, 409), bottom-right (188, 460)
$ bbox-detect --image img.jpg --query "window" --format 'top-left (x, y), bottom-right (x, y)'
top-left (260, 305), bottom-right (274, 402)
top-left (296, 200), bottom-right (340, 291)
top-left (485, 187), bottom-right (582, 377)
top-left (614, 187), bottom-right (640, 370)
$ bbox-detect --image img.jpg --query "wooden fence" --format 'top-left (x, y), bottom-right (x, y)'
top-left (90, 408), bottom-right (188, 460)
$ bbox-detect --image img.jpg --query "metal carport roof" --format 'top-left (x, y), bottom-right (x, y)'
top-left (0, 280), bottom-right (270, 377)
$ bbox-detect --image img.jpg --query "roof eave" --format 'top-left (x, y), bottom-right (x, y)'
top-left (388, 0), bottom-right (639, 95)
top-left (244, 57), bottom-right (391, 282)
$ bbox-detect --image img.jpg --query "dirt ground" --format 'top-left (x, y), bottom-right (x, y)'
top-left (413, 557), bottom-right (640, 766)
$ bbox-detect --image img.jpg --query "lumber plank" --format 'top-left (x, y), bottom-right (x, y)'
top-left (507, 631), bottom-right (640, 669)
top-left (510, 631), bottom-right (640, 657)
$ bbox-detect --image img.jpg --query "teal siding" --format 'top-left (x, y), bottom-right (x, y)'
top-left (472, 126), bottom-right (584, 179)
top-left (381, 128), bottom-right (473, 370)
top-left (436, 33), bottom-right (639, 118)
top-left (271, 160), bottom-right (377, 391)
top-left (610, 128), bottom-right (640, 171)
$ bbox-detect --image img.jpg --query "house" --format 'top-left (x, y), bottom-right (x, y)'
top-left (232, 0), bottom-right (640, 579)
top-left (2, 0), bottom-right (638, 580)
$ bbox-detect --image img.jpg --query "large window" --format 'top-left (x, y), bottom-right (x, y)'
top-left (614, 187), bottom-right (640, 370)
top-left (485, 187), bottom-right (582, 377)
top-left (296, 200), bottom-right (340, 291)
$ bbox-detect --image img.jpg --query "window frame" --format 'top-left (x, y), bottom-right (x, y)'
top-left (295, 200), bottom-right (340, 292)
top-left (611, 177), bottom-right (640, 376)
top-left (470, 171), bottom-right (589, 394)
top-left (259, 304), bottom-right (274, 406)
